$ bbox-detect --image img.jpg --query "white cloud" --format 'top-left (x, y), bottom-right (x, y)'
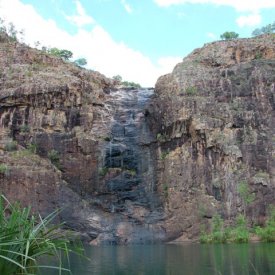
top-left (236, 13), bottom-right (261, 27)
top-left (121, 0), bottom-right (132, 14)
top-left (154, 0), bottom-right (275, 12)
top-left (157, 56), bottom-right (182, 71)
top-left (0, 0), bottom-right (179, 86)
top-left (65, 0), bottom-right (95, 27)
top-left (206, 32), bottom-right (217, 39)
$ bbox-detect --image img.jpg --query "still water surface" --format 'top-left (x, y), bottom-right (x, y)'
top-left (49, 243), bottom-right (275, 275)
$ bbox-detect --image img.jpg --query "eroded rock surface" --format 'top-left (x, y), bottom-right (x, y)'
top-left (1, 32), bottom-right (274, 244)
top-left (148, 34), bottom-right (275, 240)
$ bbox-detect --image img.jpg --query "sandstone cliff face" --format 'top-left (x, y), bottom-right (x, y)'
top-left (0, 32), bottom-right (116, 238)
top-left (149, 34), bottom-right (275, 240)
top-left (0, 33), bottom-right (164, 244)
top-left (1, 31), bottom-right (274, 244)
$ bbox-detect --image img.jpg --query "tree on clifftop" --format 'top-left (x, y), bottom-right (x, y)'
top-left (74, 58), bottom-right (87, 67)
top-left (252, 21), bottom-right (275, 36)
top-left (47, 47), bottom-right (73, 60)
top-left (220, 31), bottom-right (239, 40)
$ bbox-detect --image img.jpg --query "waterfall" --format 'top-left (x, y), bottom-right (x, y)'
top-left (103, 88), bottom-right (158, 212)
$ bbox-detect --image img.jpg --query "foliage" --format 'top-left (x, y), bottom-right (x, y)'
top-left (185, 86), bottom-right (197, 95)
top-left (20, 124), bottom-right (30, 133)
top-left (112, 75), bottom-right (122, 83)
top-left (121, 81), bottom-right (141, 89)
top-left (256, 206), bottom-right (275, 242)
top-left (0, 195), bottom-right (84, 274)
top-left (220, 31), bottom-right (239, 40)
top-left (47, 47), bottom-right (73, 60)
top-left (103, 136), bottom-right (111, 142)
top-left (99, 167), bottom-right (109, 177)
top-left (48, 149), bottom-right (60, 168)
top-left (112, 75), bottom-right (141, 88)
top-left (124, 169), bottom-right (136, 176)
top-left (74, 58), bottom-right (87, 67)
top-left (26, 143), bottom-right (37, 154)
top-left (0, 18), bottom-right (24, 43)
top-left (0, 164), bottom-right (8, 175)
top-left (230, 214), bottom-right (249, 243)
top-left (4, 141), bottom-right (17, 152)
top-left (160, 151), bottom-right (169, 160)
top-left (200, 214), bottom-right (226, 243)
top-left (237, 181), bottom-right (255, 216)
top-left (200, 214), bottom-right (249, 243)
top-left (156, 133), bottom-right (168, 142)
top-left (252, 21), bottom-right (275, 36)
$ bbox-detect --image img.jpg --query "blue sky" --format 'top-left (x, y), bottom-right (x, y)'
top-left (0, 0), bottom-right (274, 86)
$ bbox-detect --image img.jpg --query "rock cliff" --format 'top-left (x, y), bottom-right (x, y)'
top-left (0, 32), bottom-right (164, 244)
top-left (148, 34), bottom-right (275, 241)
top-left (0, 31), bottom-right (274, 243)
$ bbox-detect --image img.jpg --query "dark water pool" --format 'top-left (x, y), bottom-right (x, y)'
top-left (46, 243), bottom-right (275, 275)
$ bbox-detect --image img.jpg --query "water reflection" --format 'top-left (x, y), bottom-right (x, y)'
top-left (47, 243), bottom-right (275, 275)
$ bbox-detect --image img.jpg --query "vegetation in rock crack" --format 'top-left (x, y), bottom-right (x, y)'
top-left (0, 195), bottom-right (84, 275)
top-left (26, 143), bottom-right (38, 154)
top-left (0, 164), bottom-right (8, 175)
top-left (20, 124), bottom-right (30, 133)
top-left (4, 141), bottom-right (17, 152)
top-left (220, 31), bottom-right (239, 40)
top-left (185, 86), bottom-right (197, 96)
top-left (48, 149), bottom-right (61, 169)
top-left (237, 180), bottom-right (255, 217)
top-left (99, 167), bottom-right (109, 177)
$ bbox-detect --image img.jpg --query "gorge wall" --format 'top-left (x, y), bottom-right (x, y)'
top-left (0, 31), bottom-right (274, 243)
top-left (147, 34), bottom-right (275, 240)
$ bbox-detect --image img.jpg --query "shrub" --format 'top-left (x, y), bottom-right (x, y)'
top-left (237, 180), bottom-right (255, 217)
top-left (185, 86), bottom-right (197, 96)
top-left (230, 214), bottom-right (249, 243)
top-left (48, 149), bottom-right (60, 168)
top-left (162, 183), bottom-right (169, 198)
top-left (20, 124), bottom-right (30, 133)
top-left (199, 214), bottom-right (227, 243)
top-left (4, 141), bottom-right (17, 152)
top-left (252, 21), bottom-right (275, 36)
top-left (74, 58), bottom-right (87, 67)
top-left (160, 151), bottom-right (169, 160)
top-left (0, 164), bottom-right (8, 175)
top-left (256, 206), bottom-right (275, 242)
top-left (220, 31), bottom-right (239, 40)
top-left (47, 48), bottom-right (73, 60)
top-left (0, 195), bottom-right (84, 274)
top-left (99, 167), bottom-right (109, 177)
top-left (26, 143), bottom-right (37, 154)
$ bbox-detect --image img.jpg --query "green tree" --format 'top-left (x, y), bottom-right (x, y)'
top-left (112, 75), bottom-right (122, 83)
top-left (47, 47), bottom-right (73, 60)
top-left (220, 31), bottom-right (239, 40)
top-left (237, 180), bottom-right (255, 217)
top-left (252, 21), bottom-right (275, 36)
top-left (74, 58), bottom-right (87, 67)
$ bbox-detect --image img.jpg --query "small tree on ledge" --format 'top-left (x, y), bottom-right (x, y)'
top-left (220, 31), bottom-right (239, 40)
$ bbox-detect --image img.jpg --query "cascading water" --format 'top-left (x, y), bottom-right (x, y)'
top-left (103, 88), bottom-right (159, 212)
top-left (90, 87), bottom-right (165, 245)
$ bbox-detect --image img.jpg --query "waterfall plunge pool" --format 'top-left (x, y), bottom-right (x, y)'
top-left (45, 242), bottom-right (275, 275)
